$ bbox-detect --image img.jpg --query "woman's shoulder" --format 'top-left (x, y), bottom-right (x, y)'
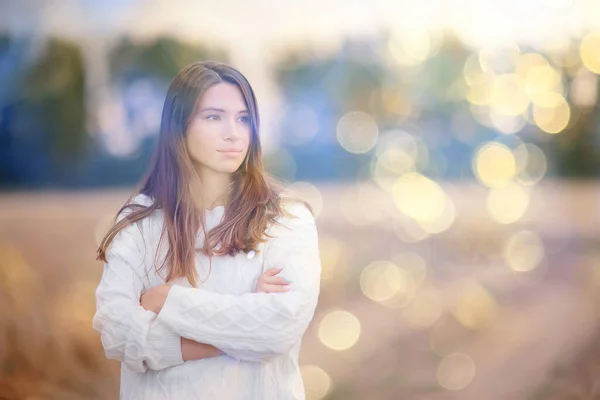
top-left (115, 193), bottom-right (156, 221)
top-left (267, 197), bottom-right (316, 237)
top-left (116, 193), bottom-right (163, 239)
top-left (261, 197), bottom-right (319, 255)
top-left (129, 193), bottom-right (155, 207)
top-left (278, 197), bottom-right (314, 222)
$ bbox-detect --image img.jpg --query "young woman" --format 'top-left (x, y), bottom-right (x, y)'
top-left (93, 61), bottom-right (322, 399)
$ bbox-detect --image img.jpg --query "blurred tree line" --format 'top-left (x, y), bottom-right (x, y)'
top-left (0, 36), bottom-right (86, 187)
top-left (0, 33), bottom-right (598, 189)
top-left (0, 35), bottom-right (225, 189)
top-left (275, 35), bottom-right (600, 182)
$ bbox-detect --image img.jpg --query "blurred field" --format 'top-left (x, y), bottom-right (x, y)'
top-left (1, 181), bottom-right (599, 400)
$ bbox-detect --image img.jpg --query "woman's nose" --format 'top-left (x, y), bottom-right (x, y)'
top-left (223, 118), bottom-right (240, 141)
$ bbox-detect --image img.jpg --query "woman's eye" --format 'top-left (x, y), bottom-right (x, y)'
top-left (207, 114), bottom-right (220, 120)
top-left (239, 115), bottom-right (250, 124)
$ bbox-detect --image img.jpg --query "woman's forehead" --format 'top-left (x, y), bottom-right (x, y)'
top-left (197, 83), bottom-right (248, 112)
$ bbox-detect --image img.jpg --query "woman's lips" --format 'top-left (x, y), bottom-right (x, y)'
top-left (218, 149), bottom-right (243, 157)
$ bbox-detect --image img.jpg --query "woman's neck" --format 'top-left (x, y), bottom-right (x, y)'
top-left (190, 169), bottom-right (233, 211)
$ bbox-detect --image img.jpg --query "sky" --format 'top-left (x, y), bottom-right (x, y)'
top-left (2, 0), bottom-right (600, 50)
top-left (1, 0), bottom-right (599, 152)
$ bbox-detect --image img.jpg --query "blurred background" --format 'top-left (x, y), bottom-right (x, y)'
top-left (1, 0), bottom-right (600, 399)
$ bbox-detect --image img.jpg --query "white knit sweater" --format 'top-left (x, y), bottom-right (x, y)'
top-left (92, 194), bottom-right (322, 400)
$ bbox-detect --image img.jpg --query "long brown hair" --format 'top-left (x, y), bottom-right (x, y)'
top-left (97, 61), bottom-right (305, 287)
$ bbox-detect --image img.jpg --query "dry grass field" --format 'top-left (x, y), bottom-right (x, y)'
top-left (0, 181), bottom-right (599, 400)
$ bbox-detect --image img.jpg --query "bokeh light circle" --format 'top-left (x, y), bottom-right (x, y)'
top-left (318, 310), bottom-right (361, 351)
top-left (437, 353), bottom-right (476, 390)
top-left (336, 111), bottom-right (379, 154)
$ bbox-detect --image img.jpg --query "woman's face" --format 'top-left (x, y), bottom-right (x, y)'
top-left (186, 82), bottom-right (252, 175)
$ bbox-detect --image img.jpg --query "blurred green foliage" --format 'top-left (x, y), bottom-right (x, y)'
top-left (109, 36), bottom-right (227, 82)
top-left (18, 37), bottom-right (87, 164)
top-left (0, 33), bottom-right (598, 189)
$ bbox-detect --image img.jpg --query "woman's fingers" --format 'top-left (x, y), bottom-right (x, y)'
top-left (254, 267), bottom-right (292, 293)
top-left (261, 284), bottom-right (291, 293)
top-left (264, 267), bottom-right (283, 276)
top-left (262, 276), bottom-right (289, 285)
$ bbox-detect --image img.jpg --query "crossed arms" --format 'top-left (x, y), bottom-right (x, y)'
top-left (92, 203), bottom-right (321, 373)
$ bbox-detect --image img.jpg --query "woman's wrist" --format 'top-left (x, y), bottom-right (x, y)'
top-left (140, 284), bottom-right (172, 314)
top-left (181, 337), bottom-right (223, 361)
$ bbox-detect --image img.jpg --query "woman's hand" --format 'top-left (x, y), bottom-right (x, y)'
top-left (140, 284), bottom-right (171, 314)
top-left (181, 337), bottom-right (224, 360)
top-left (255, 268), bottom-right (291, 293)
top-left (141, 285), bottom-right (224, 361)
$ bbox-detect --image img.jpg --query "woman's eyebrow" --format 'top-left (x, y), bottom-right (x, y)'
top-left (198, 107), bottom-right (249, 114)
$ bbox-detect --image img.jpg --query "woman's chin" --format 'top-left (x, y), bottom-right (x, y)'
top-left (218, 164), bottom-right (243, 174)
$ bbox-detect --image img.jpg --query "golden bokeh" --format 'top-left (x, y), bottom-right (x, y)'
top-left (371, 159), bottom-right (400, 192)
top-left (318, 235), bottom-right (347, 284)
top-left (375, 131), bottom-right (418, 174)
top-left (381, 252), bottom-right (428, 309)
top-left (473, 142), bottom-right (516, 188)
top-left (513, 143), bottom-right (548, 185)
top-left (464, 53), bottom-right (495, 106)
top-left (360, 260), bottom-right (411, 303)
top-left (478, 45), bottom-right (521, 74)
top-left (300, 365), bottom-right (333, 400)
top-left (318, 310), bottom-right (361, 351)
top-left (580, 32), bottom-right (600, 74)
top-left (512, 260), bottom-right (549, 286)
top-left (379, 281), bottom-right (418, 309)
top-left (466, 74), bottom-right (493, 106)
top-left (463, 54), bottom-right (487, 86)
top-left (516, 53), bottom-right (549, 79)
top-left (489, 110), bottom-right (526, 135)
top-left (504, 230), bottom-right (545, 272)
top-left (486, 181), bottom-right (530, 224)
top-left (392, 173), bottom-right (447, 222)
top-left (391, 251), bottom-right (428, 288)
top-left (416, 193), bottom-right (456, 234)
top-left (2, 3), bottom-right (599, 397)
top-left (371, 130), bottom-right (420, 191)
top-left (437, 353), bottom-right (476, 391)
top-left (490, 74), bottom-right (530, 116)
top-left (470, 104), bottom-right (494, 129)
top-left (525, 65), bottom-right (564, 107)
top-left (533, 94), bottom-right (571, 134)
top-left (450, 279), bottom-right (498, 330)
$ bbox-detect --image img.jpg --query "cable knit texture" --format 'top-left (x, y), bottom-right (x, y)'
top-left (92, 194), bottom-right (322, 400)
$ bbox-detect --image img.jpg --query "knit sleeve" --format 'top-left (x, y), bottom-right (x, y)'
top-left (92, 195), bottom-right (184, 373)
top-left (155, 201), bottom-right (322, 362)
